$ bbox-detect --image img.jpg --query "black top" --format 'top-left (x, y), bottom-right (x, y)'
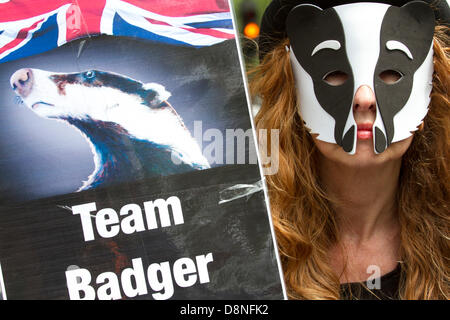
top-left (340, 264), bottom-right (401, 300)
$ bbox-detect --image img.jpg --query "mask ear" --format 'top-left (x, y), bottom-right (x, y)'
top-left (402, 1), bottom-right (435, 23)
top-left (286, 4), bottom-right (323, 33)
top-left (399, 1), bottom-right (435, 63)
top-left (286, 4), bottom-right (323, 61)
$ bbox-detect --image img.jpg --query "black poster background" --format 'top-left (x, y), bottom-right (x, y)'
top-left (0, 36), bottom-right (285, 299)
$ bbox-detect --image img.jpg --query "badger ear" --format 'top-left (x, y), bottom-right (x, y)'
top-left (401, 1), bottom-right (435, 23)
top-left (143, 82), bottom-right (171, 107)
top-left (286, 4), bottom-right (323, 40)
top-left (286, 4), bottom-right (341, 70)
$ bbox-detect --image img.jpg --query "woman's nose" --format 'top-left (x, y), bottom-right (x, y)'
top-left (353, 85), bottom-right (376, 113)
top-left (10, 68), bottom-right (33, 98)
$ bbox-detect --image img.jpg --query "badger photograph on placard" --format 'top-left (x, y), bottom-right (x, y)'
top-left (1, 35), bottom-right (237, 203)
top-left (0, 0), bottom-right (285, 301)
top-left (0, 35), bottom-right (257, 203)
top-left (10, 66), bottom-right (209, 192)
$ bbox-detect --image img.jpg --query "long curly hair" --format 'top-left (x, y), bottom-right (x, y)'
top-left (249, 26), bottom-right (449, 299)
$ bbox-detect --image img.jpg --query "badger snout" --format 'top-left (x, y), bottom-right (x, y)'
top-left (10, 68), bottom-right (34, 98)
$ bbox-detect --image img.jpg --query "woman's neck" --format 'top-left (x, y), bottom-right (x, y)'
top-left (319, 153), bottom-right (402, 283)
top-left (319, 155), bottom-right (401, 241)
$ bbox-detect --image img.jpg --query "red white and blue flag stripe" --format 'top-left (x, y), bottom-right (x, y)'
top-left (0, 0), bottom-right (235, 64)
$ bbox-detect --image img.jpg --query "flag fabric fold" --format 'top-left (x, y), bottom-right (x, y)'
top-left (0, 0), bottom-right (235, 63)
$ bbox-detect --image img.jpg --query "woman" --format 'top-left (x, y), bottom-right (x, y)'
top-left (250, 0), bottom-right (449, 299)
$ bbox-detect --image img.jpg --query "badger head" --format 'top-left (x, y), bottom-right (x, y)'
top-left (286, 1), bottom-right (435, 154)
top-left (10, 68), bottom-right (171, 120)
top-left (10, 68), bottom-right (209, 171)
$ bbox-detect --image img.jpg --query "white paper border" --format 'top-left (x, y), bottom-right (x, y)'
top-left (0, 262), bottom-right (7, 300)
top-left (228, 0), bottom-right (288, 300)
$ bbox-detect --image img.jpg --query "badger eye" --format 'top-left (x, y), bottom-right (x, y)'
top-left (379, 70), bottom-right (403, 84)
top-left (323, 70), bottom-right (349, 86)
top-left (85, 71), bottom-right (95, 79)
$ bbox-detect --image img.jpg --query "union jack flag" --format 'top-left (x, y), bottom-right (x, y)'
top-left (0, 0), bottom-right (235, 64)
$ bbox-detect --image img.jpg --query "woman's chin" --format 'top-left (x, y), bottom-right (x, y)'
top-left (352, 140), bottom-right (381, 166)
top-left (314, 136), bottom-right (413, 168)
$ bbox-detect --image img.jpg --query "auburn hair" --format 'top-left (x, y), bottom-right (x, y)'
top-left (249, 26), bottom-right (449, 299)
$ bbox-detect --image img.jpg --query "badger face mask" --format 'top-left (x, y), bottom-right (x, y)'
top-left (286, 1), bottom-right (435, 154)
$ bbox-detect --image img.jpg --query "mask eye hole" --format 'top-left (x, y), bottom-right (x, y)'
top-left (379, 69), bottom-right (403, 84)
top-left (323, 70), bottom-right (349, 86)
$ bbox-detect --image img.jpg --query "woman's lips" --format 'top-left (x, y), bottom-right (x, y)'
top-left (357, 123), bottom-right (373, 140)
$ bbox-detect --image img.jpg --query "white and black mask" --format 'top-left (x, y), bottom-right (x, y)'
top-left (286, 1), bottom-right (435, 154)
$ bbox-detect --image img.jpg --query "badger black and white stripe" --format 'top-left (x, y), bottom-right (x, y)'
top-left (287, 1), bottom-right (435, 154)
top-left (10, 68), bottom-right (210, 191)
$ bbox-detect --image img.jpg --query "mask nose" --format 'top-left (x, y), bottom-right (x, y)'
top-left (10, 68), bottom-right (33, 98)
top-left (353, 85), bottom-right (376, 113)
